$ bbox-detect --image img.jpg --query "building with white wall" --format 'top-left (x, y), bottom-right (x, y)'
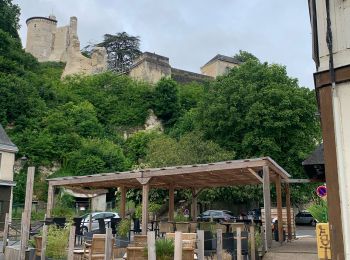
top-left (0, 124), bottom-right (18, 225)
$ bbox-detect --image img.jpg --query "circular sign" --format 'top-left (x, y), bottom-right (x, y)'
top-left (183, 208), bottom-right (190, 216)
top-left (316, 185), bottom-right (327, 198)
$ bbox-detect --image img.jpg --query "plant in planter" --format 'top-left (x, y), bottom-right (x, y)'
top-left (117, 218), bottom-right (131, 248)
top-left (248, 228), bottom-right (264, 258)
top-left (46, 225), bottom-right (70, 260)
top-left (144, 238), bottom-right (174, 260)
top-left (174, 212), bottom-right (189, 222)
top-left (148, 202), bottom-right (162, 220)
top-left (308, 199), bottom-right (328, 223)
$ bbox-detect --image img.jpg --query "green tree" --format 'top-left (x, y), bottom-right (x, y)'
top-left (153, 78), bottom-right (180, 126)
top-left (193, 57), bottom-right (320, 203)
top-left (66, 138), bottom-right (129, 176)
top-left (97, 32), bottom-right (141, 73)
top-left (145, 132), bottom-right (234, 167)
top-left (124, 131), bottom-right (160, 165)
top-left (233, 50), bottom-right (258, 63)
top-left (0, 0), bottom-right (20, 39)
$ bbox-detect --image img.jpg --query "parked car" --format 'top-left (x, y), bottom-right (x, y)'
top-left (247, 208), bottom-right (261, 220)
top-left (295, 211), bottom-right (317, 226)
top-left (197, 210), bottom-right (236, 222)
top-left (80, 211), bottom-right (120, 233)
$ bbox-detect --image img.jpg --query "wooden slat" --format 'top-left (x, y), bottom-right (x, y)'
top-left (263, 166), bottom-right (272, 249)
top-left (276, 175), bottom-right (283, 243)
top-left (104, 228), bottom-right (112, 260)
top-left (250, 225), bottom-right (256, 260)
top-left (147, 231), bottom-right (156, 260)
top-left (2, 213), bottom-right (9, 253)
top-left (46, 184), bottom-right (54, 217)
top-left (236, 227), bottom-right (242, 260)
top-left (41, 224), bottom-right (48, 260)
top-left (169, 186), bottom-right (174, 222)
top-left (285, 184), bottom-right (292, 241)
top-left (197, 230), bottom-right (204, 260)
top-left (248, 168), bottom-right (263, 183)
top-left (68, 225), bottom-right (75, 260)
top-left (120, 186), bottom-right (126, 219)
top-left (216, 229), bottom-right (223, 260)
top-left (142, 182), bottom-right (149, 235)
top-left (174, 231), bottom-right (182, 260)
top-left (20, 167), bottom-right (35, 260)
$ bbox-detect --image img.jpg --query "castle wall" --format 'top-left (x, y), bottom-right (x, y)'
top-left (26, 15), bottom-right (107, 77)
top-left (171, 68), bottom-right (212, 84)
top-left (216, 60), bottom-right (238, 76)
top-left (129, 52), bottom-right (171, 84)
top-left (49, 25), bottom-right (69, 62)
top-left (201, 60), bottom-right (238, 77)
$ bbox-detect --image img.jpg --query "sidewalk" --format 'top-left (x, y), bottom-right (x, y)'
top-left (263, 237), bottom-right (318, 260)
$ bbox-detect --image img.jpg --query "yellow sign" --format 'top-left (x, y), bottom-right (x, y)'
top-left (316, 223), bottom-right (331, 259)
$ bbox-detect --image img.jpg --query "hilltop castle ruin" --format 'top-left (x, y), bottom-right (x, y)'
top-left (25, 15), bottom-right (239, 82)
top-left (25, 15), bottom-right (107, 77)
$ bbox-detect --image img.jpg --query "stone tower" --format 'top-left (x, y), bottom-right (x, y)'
top-left (25, 15), bottom-right (57, 62)
top-left (25, 15), bottom-right (107, 77)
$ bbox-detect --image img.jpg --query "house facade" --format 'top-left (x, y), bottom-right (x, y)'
top-left (0, 124), bottom-right (18, 225)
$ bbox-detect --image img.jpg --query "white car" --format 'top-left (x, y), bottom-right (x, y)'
top-left (81, 212), bottom-right (120, 233)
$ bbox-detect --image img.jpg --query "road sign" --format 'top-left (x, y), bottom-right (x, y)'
top-left (316, 185), bottom-right (327, 198)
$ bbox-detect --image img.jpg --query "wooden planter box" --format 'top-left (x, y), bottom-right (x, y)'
top-left (126, 246), bottom-right (146, 260)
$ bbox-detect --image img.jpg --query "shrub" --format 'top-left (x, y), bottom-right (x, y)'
top-left (118, 218), bottom-right (131, 237)
top-left (46, 225), bottom-right (70, 259)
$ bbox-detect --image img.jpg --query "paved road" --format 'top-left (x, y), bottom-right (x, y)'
top-left (296, 225), bottom-right (316, 238)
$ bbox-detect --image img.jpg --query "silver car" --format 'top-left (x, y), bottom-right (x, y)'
top-left (295, 211), bottom-right (316, 226)
top-left (81, 211), bottom-right (120, 233)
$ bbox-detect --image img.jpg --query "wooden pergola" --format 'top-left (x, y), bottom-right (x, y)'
top-left (47, 157), bottom-right (293, 248)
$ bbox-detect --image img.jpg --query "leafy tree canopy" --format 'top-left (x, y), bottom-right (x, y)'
top-left (153, 78), bottom-right (180, 126)
top-left (97, 32), bottom-right (141, 73)
top-left (0, 0), bottom-right (20, 39)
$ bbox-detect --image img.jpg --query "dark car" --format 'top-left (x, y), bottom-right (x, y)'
top-left (295, 211), bottom-right (317, 226)
top-left (247, 208), bottom-right (261, 220)
top-left (197, 210), bottom-right (236, 222)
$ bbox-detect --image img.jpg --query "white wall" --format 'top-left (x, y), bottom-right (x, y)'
top-left (0, 151), bottom-right (15, 181)
top-left (91, 194), bottom-right (107, 212)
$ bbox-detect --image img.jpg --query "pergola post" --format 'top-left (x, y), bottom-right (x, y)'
top-left (275, 175), bottom-right (283, 243)
top-left (263, 165), bottom-right (272, 249)
top-left (285, 183), bottom-right (292, 241)
top-left (137, 177), bottom-right (151, 235)
top-left (120, 186), bottom-right (126, 219)
top-left (46, 184), bottom-right (55, 218)
top-left (191, 188), bottom-right (198, 220)
top-left (142, 183), bottom-right (149, 235)
top-left (169, 185), bottom-right (175, 222)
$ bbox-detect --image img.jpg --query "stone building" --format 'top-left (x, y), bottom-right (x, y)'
top-left (25, 15), bottom-right (239, 82)
top-left (0, 124), bottom-right (18, 226)
top-left (128, 52), bottom-right (238, 84)
top-left (25, 15), bottom-right (107, 77)
top-left (200, 54), bottom-right (240, 77)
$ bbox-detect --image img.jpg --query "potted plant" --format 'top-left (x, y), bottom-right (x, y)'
top-left (144, 238), bottom-right (174, 260)
top-left (134, 205), bottom-right (142, 232)
top-left (46, 225), bottom-right (70, 260)
top-left (308, 199), bottom-right (330, 258)
top-left (148, 202), bottom-right (162, 221)
top-left (117, 218), bottom-right (131, 248)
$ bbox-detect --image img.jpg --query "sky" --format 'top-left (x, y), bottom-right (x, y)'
top-left (14, 0), bottom-right (316, 88)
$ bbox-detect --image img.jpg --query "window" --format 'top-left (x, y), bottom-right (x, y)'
top-left (104, 213), bottom-right (114, 218)
top-left (93, 213), bottom-right (104, 220)
top-left (211, 211), bottom-right (222, 217)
